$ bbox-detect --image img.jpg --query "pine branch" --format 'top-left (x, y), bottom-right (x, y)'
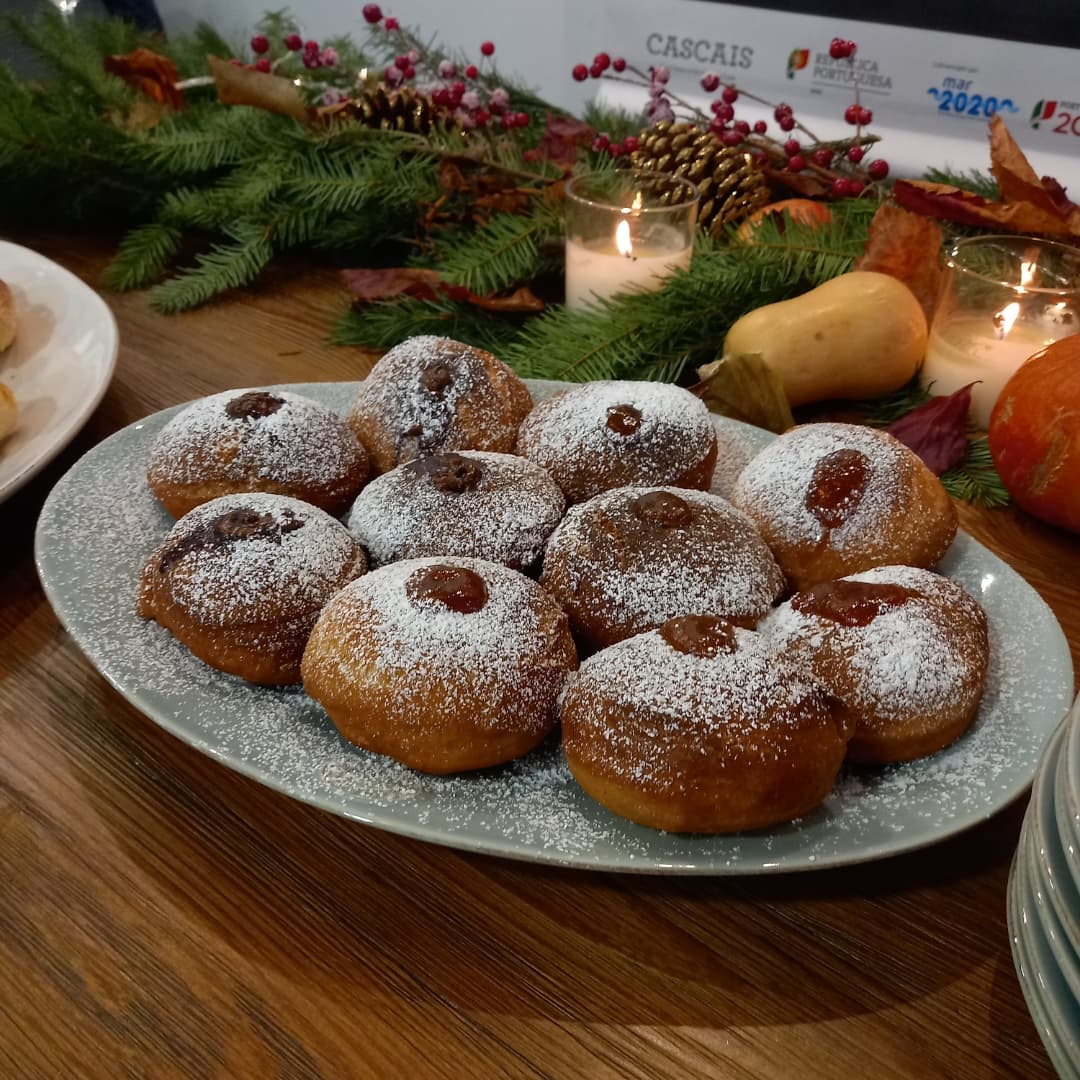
top-left (436, 207), bottom-right (561, 295)
top-left (922, 167), bottom-right (999, 200)
top-left (104, 222), bottom-right (183, 290)
top-left (331, 296), bottom-right (523, 355)
top-left (941, 436), bottom-right (1010, 508)
top-left (148, 223), bottom-right (274, 312)
top-left (861, 378), bottom-right (932, 425)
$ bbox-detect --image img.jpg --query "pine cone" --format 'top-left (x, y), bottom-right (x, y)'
top-left (320, 85), bottom-right (441, 134)
top-left (630, 122), bottom-right (770, 235)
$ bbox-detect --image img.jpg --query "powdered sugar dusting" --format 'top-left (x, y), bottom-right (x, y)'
top-left (347, 451), bottom-right (564, 569)
top-left (34, 381), bottom-right (1074, 873)
top-left (761, 566), bottom-right (986, 724)
top-left (542, 486), bottom-right (783, 639)
top-left (732, 423), bottom-right (906, 555)
top-left (148, 389), bottom-right (365, 488)
top-left (516, 380), bottom-right (718, 500)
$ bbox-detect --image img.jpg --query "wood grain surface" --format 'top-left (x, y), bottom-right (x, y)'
top-left (1, 231), bottom-right (1077, 1080)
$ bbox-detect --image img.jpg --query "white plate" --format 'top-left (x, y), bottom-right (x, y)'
top-left (34, 381), bottom-right (1076, 874)
top-left (1010, 847), bottom-right (1080, 1080)
top-left (1056, 746), bottom-right (1080, 899)
top-left (0, 240), bottom-right (117, 503)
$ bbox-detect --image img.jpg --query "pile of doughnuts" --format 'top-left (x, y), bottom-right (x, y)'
top-left (138, 334), bottom-right (989, 831)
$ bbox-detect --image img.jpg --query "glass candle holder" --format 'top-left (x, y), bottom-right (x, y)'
top-left (921, 234), bottom-right (1080, 428)
top-left (564, 170), bottom-right (699, 311)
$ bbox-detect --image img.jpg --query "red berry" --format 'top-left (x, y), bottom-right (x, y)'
top-left (572, 63), bottom-right (588, 82)
top-left (830, 178), bottom-right (853, 198)
top-left (254, 58), bottom-right (271, 72)
top-left (515, 111), bottom-right (529, 127)
top-left (709, 117), bottom-right (727, 135)
top-left (250, 34), bottom-right (269, 54)
top-left (474, 108), bottom-right (490, 125)
top-left (711, 100), bottom-right (734, 121)
top-left (480, 40), bottom-right (495, 56)
top-left (812, 148), bottom-right (832, 167)
top-left (593, 134), bottom-right (610, 151)
top-left (753, 120), bottom-right (767, 134)
top-left (302, 54), bottom-right (321, 69)
top-left (868, 159), bottom-right (889, 181)
top-left (848, 180), bottom-right (865, 196)
top-left (284, 33), bottom-right (302, 51)
top-left (385, 17), bottom-right (399, 30)
top-left (734, 120), bottom-right (750, 135)
top-left (778, 115), bottom-right (795, 132)
top-left (722, 130), bottom-right (742, 146)
top-left (403, 65), bottom-right (415, 79)
top-left (594, 52), bottom-right (611, 71)
top-left (847, 146), bottom-right (864, 163)
top-left (722, 85), bottom-right (738, 104)
top-left (612, 57), bottom-right (626, 72)
top-left (701, 73), bottom-right (720, 92)
top-left (450, 81), bottom-right (466, 99)
top-left (858, 106), bottom-right (873, 125)
top-left (784, 138), bottom-right (800, 156)
top-left (774, 103), bottom-right (792, 120)
top-left (787, 154), bottom-right (806, 172)
top-left (500, 114), bottom-right (513, 129)
top-left (465, 64), bottom-right (479, 79)
top-left (609, 142), bottom-right (624, 157)
top-left (432, 88), bottom-right (450, 106)
top-left (845, 40), bottom-right (858, 58)
top-left (844, 104), bottom-right (860, 124)
top-left (623, 135), bottom-right (639, 153)
top-left (362, 4), bottom-right (383, 22)
top-left (829, 37), bottom-right (848, 59)
top-left (589, 63), bottom-right (603, 78)
top-left (305, 40), bottom-right (319, 52)
top-left (394, 55), bottom-right (409, 70)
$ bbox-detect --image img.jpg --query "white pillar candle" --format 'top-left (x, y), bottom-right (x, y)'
top-left (921, 316), bottom-right (1052, 429)
top-left (564, 222), bottom-right (692, 311)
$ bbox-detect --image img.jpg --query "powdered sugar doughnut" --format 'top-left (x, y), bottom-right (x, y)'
top-left (759, 565), bottom-right (989, 764)
top-left (731, 422), bottom-right (957, 591)
top-left (301, 557), bottom-right (578, 774)
top-left (515, 380), bottom-right (719, 504)
top-left (347, 336), bottom-right (533, 474)
top-left (138, 493), bottom-right (367, 685)
top-left (561, 616), bottom-right (852, 833)
top-left (147, 389), bottom-right (369, 518)
top-left (347, 451), bottom-right (565, 570)
top-left (541, 486), bottom-right (784, 652)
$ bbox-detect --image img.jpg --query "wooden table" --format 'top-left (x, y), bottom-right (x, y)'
top-left (2, 231), bottom-right (1078, 1080)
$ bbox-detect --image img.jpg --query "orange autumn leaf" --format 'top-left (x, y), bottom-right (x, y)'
top-left (208, 55), bottom-right (310, 122)
top-left (341, 267), bottom-right (544, 313)
top-left (892, 117), bottom-right (1080, 239)
top-left (854, 203), bottom-right (943, 323)
top-left (105, 48), bottom-right (183, 110)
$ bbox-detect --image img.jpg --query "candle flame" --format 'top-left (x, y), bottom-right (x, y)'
top-left (995, 301), bottom-right (1021, 339)
top-left (1019, 258), bottom-right (1037, 292)
top-left (615, 219), bottom-right (633, 258)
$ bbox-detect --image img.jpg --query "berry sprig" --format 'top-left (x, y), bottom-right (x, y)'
top-left (572, 38), bottom-right (889, 197)
top-left (361, 5), bottom-right (529, 132)
top-left (224, 25), bottom-right (350, 106)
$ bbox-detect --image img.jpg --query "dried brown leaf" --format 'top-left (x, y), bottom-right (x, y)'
top-left (691, 352), bottom-right (795, 434)
top-left (855, 203), bottom-right (943, 323)
top-left (105, 48), bottom-right (183, 110)
top-left (209, 55), bottom-right (310, 122)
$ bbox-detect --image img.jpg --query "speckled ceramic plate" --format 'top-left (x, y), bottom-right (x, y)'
top-left (0, 240), bottom-right (117, 503)
top-left (34, 380), bottom-right (1075, 874)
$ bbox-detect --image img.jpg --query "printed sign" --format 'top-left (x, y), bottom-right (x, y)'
top-left (786, 47), bottom-right (894, 95)
top-left (1031, 99), bottom-right (1080, 136)
top-left (926, 73), bottom-right (1020, 121)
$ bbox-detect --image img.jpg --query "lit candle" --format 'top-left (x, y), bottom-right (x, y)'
top-left (564, 170), bottom-right (699, 313)
top-left (565, 219), bottom-right (693, 311)
top-left (921, 235), bottom-right (1080, 429)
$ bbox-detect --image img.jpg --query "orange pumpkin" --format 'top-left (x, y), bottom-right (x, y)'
top-left (988, 333), bottom-right (1080, 534)
top-left (736, 199), bottom-right (832, 241)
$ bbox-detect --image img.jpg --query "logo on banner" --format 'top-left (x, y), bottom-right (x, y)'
top-left (926, 76), bottom-right (1018, 120)
top-left (1030, 99), bottom-right (1080, 136)
top-left (786, 48), bottom-right (893, 94)
top-left (786, 49), bottom-right (809, 79)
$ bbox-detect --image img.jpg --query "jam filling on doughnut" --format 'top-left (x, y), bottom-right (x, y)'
top-left (659, 614), bottom-right (737, 658)
top-left (405, 564), bottom-right (489, 613)
top-left (632, 490), bottom-right (693, 528)
top-left (805, 448), bottom-right (871, 529)
top-left (419, 361), bottom-right (454, 397)
top-left (157, 508), bottom-right (303, 572)
top-left (224, 391), bottom-right (286, 420)
top-left (408, 452), bottom-right (484, 494)
top-left (606, 403), bottom-right (643, 436)
top-left (792, 578), bottom-right (918, 627)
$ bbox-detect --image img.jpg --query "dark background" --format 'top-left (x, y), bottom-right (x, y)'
top-left (714, 0), bottom-right (1080, 50)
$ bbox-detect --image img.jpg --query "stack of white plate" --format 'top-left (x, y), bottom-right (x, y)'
top-left (1009, 692), bottom-right (1080, 1077)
